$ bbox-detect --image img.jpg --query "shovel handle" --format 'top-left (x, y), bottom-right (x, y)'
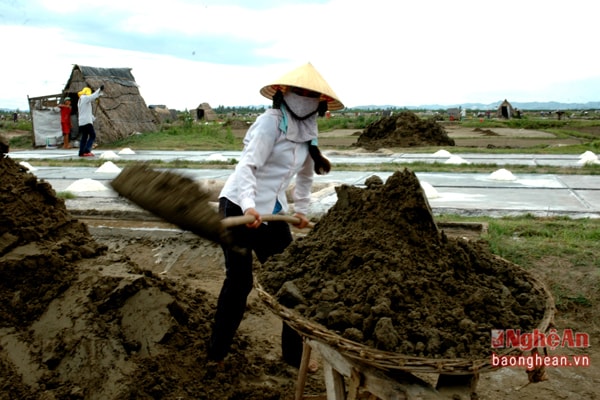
top-left (221, 214), bottom-right (314, 229)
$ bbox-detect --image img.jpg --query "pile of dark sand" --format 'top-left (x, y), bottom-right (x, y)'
top-left (0, 134), bottom-right (8, 154)
top-left (0, 154), bottom-right (105, 327)
top-left (0, 154), bottom-right (297, 399)
top-left (473, 127), bottom-right (499, 136)
top-left (258, 169), bottom-right (548, 359)
top-left (355, 111), bottom-right (455, 150)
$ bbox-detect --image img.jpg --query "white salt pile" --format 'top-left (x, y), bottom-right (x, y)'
top-left (420, 181), bottom-right (440, 199)
top-left (95, 161), bottom-right (122, 173)
top-left (579, 151), bottom-right (597, 160)
top-left (66, 179), bottom-right (109, 192)
top-left (445, 155), bottom-right (470, 165)
top-left (207, 153), bottom-right (228, 162)
top-left (577, 151), bottom-right (599, 165)
top-left (19, 161), bottom-right (36, 171)
top-left (432, 149), bottom-right (452, 157)
top-left (99, 151), bottom-right (120, 160)
top-left (118, 148), bottom-right (136, 155)
top-left (489, 168), bottom-right (517, 181)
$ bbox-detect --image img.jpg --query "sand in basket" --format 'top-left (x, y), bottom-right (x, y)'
top-left (257, 169), bottom-right (553, 372)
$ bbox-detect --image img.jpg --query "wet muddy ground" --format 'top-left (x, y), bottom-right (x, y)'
top-left (1, 119), bottom-right (599, 399)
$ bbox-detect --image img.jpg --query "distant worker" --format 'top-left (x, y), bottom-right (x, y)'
top-left (58, 97), bottom-right (72, 149)
top-left (77, 85), bottom-right (103, 157)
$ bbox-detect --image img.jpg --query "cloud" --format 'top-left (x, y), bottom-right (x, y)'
top-left (1, 0), bottom-right (599, 111)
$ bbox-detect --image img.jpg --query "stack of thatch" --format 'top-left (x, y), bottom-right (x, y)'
top-left (63, 65), bottom-right (158, 143)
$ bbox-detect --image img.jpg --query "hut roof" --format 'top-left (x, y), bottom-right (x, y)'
top-left (68, 66), bottom-right (138, 87)
top-left (63, 65), bottom-right (158, 143)
top-left (194, 102), bottom-right (218, 122)
top-left (496, 99), bottom-right (515, 119)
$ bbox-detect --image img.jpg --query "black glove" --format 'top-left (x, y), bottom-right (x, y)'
top-left (100, 85), bottom-right (105, 91)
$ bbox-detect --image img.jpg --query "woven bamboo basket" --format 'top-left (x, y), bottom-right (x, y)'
top-left (256, 256), bottom-right (555, 375)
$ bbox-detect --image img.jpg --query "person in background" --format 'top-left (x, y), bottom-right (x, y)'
top-left (208, 63), bottom-right (344, 370)
top-left (58, 97), bottom-right (72, 149)
top-left (77, 85), bottom-right (103, 157)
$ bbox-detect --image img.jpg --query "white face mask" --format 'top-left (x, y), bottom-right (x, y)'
top-left (280, 91), bottom-right (320, 143)
top-left (283, 91), bottom-right (320, 118)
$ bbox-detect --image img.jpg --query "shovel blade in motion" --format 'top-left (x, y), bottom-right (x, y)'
top-left (110, 164), bottom-right (311, 246)
top-left (110, 163), bottom-right (231, 245)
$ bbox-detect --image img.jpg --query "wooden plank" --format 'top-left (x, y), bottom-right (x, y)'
top-left (346, 368), bottom-right (361, 400)
top-left (310, 340), bottom-right (353, 377)
top-left (295, 342), bottom-right (313, 400)
top-left (323, 360), bottom-right (347, 400)
top-left (310, 340), bottom-right (447, 400)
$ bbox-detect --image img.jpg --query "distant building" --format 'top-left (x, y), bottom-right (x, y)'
top-left (149, 105), bottom-right (178, 123)
top-left (447, 107), bottom-right (462, 121)
top-left (194, 103), bottom-right (218, 122)
top-left (28, 65), bottom-right (157, 147)
top-left (496, 99), bottom-right (515, 119)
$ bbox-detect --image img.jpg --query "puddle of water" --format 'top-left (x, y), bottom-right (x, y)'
top-left (80, 218), bottom-right (179, 230)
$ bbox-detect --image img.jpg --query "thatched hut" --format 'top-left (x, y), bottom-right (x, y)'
top-left (194, 103), bottom-right (218, 122)
top-left (63, 65), bottom-right (158, 143)
top-left (149, 105), bottom-right (178, 123)
top-left (496, 99), bottom-right (515, 119)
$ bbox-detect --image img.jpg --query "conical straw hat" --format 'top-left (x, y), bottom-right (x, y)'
top-left (260, 63), bottom-right (344, 111)
top-left (78, 87), bottom-right (92, 97)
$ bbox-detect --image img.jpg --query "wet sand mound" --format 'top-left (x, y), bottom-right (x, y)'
top-left (0, 154), bottom-right (295, 399)
top-left (473, 127), bottom-right (499, 136)
top-left (0, 155), bottom-right (104, 328)
top-left (258, 169), bottom-right (548, 359)
top-left (355, 111), bottom-right (455, 150)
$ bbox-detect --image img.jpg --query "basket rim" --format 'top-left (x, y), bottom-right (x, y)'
top-left (256, 255), bottom-right (556, 375)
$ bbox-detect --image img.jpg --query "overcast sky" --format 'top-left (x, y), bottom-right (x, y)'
top-left (1, 0), bottom-right (599, 111)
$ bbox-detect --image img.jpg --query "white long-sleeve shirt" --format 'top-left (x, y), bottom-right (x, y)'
top-left (77, 89), bottom-right (102, 125)
top-left (219, 109), bottom-right (314, 216)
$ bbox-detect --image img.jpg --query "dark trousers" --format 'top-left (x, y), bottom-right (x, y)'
top-left (78, 123), bottom-right (96, 155)
top-left (208, 198), bottom-right (304, 367)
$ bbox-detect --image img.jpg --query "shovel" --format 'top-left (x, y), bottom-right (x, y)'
top-left (110, 163), bottom-right (312, 246)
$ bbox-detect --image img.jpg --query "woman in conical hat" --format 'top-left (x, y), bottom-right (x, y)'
top-left (259, 62), bottom-right (344, 111)
top-left (209, 63), bottom-right (343, 369)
